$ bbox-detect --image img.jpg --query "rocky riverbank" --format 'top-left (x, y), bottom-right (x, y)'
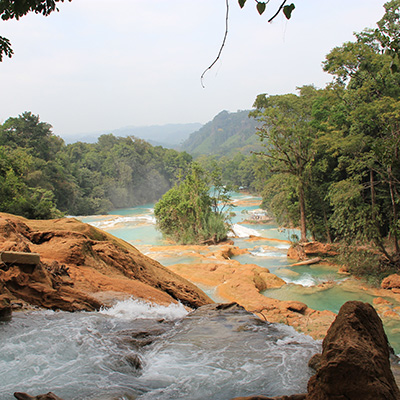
top-left (0, 212), bottom-right (212, 317)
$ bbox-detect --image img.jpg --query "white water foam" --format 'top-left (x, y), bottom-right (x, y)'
top-left (250, 246), bottom-right (286, 258)
top-left (89, 215), bottom-right (156, 230)
top-left (229, 224), bottom-right (261, 238)
top-left (283, 274), bottom-right (317, 287)
top-left (0, 303), bottom-right (320, 400)
top-left (275, 243), bottom-right (291, 249)
top-left (99, 298), bottom-right (188, 321)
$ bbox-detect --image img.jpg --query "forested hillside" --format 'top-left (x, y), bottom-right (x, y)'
top-left (65, 123), bottom-right (203, 148)
top-left (181, 110), bottom-right (260, 157)
top-left (0, 112), bottom-right (192, 218)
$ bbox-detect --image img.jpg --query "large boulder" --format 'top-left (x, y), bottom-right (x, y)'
top-left (307, 301), bottom-right (400, 400)
top-left (0, 213), bottom-right (212, 312)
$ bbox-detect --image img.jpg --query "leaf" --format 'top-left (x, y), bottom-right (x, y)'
top-left (256, 2), bottom-right (266, 15)
top-left (283, 3), bottom-right (295, 19)
top-left (238, 0), bottom-right (246, 8)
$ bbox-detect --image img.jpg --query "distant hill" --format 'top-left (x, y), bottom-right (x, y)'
top-left (181, 110), bottom-right (261, 157)
top-left (63, 123), bottom-right (203, 148)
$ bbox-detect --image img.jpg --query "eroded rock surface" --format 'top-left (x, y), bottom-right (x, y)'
top-left (14, 393), bottom-right (64, 400)
top-left (287, 242), bottom-right (338, 261)
top-left (0, 213), bottom-right (212, 312)
top-left (307, 301), bottom-right (400, 400)
top-left (382, 274), bottom-right (400, 293)
top-left (168, 259), bottom-right (336, 339)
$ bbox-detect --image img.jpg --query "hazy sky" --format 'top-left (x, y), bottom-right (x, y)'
top-left (0, 0), bottom-right (388, 139)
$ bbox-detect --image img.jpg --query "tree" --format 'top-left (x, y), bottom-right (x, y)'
top-left (319, 2), bottom-right (400, 261)
top-left (154, 164), bottom-right (231, 245)
top-left (0, 0), bottom-right (71, 61)
top-left (250, 85), bottom-right (319, 242)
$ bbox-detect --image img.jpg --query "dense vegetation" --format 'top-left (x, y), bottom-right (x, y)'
top-left (2, 0), bottom-right (400, 266)
top-left (187, 1), bottom-right (400, 273)
top-left (0, 112), bottom-right (192, 218)
top-left (154, 164), bottom-right (232, 244)
top-left (249, 0), bottom-right (400, 266)
top-left (181, 110), bottom-right (260, 157)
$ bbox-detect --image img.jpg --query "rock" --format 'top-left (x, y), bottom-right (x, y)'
top-left (0, 294), bottom-right (11, 320)
top-left (0, 213), bottom-right (212, 312)
top-left (168, 260), bottom-right (336, 340)
top-left (307, 301), bottom-right (400, 400)
top-left (373, 297), bottom-right (392, 305)
top-left (308, 353), bottom-right (322, 372)
top-left (231, 395), bottom-right (306, 400)
top-left (14, 393), bottom-right (64, 400)
top-left (382, 274), bottom-right (400, 291)
top-left (288, 242), bottom-right (337, 261)
top-left (125, 354), bottom-right (142, 370)
top-left (283, 301), bottom-right (308, 315)
top-left (337, 265), bottom-right (349, 275)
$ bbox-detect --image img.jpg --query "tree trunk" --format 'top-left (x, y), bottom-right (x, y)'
top-left (298, 181), bottom-right (307, 243)
top-left (323, 208), bottom-right (332, 243)
top-left (388, 166), bottom-right (400, 255)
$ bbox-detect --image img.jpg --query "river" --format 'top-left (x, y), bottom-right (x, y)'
top-left (81, 192), bottom-right (400, 352)
top-left (0, 192), bottom-right (399, 399)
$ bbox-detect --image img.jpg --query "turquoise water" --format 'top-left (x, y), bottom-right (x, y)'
top-left (78, 193), bottom-right (400, 353)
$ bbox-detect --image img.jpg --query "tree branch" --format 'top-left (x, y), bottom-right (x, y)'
top-left (201, 0), bottom-right (229, 88)
top-left (268, 0), bottom-right (287, 23)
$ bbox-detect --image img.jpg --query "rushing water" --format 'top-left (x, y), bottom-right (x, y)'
top-left (0, 300), bottom-right (319, 400)
top-left (78, 192), bottom-right (400, 353)
top-left (2, 192), bottom-right (400, 399)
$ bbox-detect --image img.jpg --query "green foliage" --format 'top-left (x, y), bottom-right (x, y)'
top-left (0, 0), bottom-right (72, 60)
top-left (0, 35), bottom-right (12, 61)
top-left (335, 245), bottom-right (399, 286)
top-left (251, 85), bottom-right (319, 242)
top-left (238, 0), bottom-right (295, 21)
top-left (248, 1), bottom-right (400, 263)
top-left (154, 164), bottom-right (231, 245)
top-left (181, 110), bottom-right (261, 158)
top-left (0, 112), bottom-right (193, 218)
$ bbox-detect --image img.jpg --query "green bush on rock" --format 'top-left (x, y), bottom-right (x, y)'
top-left (154, 164), bottom-right (231, 245)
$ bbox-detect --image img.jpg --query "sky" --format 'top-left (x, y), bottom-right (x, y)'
top-left (0, 0), bottom-right (388, 139)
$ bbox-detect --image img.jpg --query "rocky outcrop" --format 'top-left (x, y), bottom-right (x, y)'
top-left (232, 396), bottom-right (306, 400)
top-left (14, 393), bottom-right (64, 400)
top-left (287, 242), bottom-right (338, 261)
top-left (0, 213), bottom-right (212, 312)
top-left (168, 260), bottom-right (336, 340)
top-left (382, 274), bottom-right (400, 293)
top-left (307, 301), bottom-right (400, 400)
top-left (232, 301), bottom-right (400, 400)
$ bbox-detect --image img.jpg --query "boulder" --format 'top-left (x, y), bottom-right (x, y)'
top-left (382, 274), bottom-right (400, 291)
top-left (0, 294), bottom-right (11, 320)
top-left (14, 393), bottom-right (64, 400)
top-left (307, 301), bottom-right (400, 400)
top-left (231, 395), bottom-right (306, 400)
top-left (288, 242), bottom-right (337, 261)
top-left (0, 213), bottom-right (212, 312)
